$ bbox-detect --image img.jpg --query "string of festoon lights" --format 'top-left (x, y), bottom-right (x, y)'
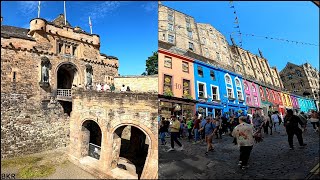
top-left (228, 1), bottom-right (319, 47)
top-left (229, 1), bottom-right (243, 47)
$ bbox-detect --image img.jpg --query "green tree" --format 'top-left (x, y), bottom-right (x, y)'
top-left (142, 51), bottom-right (158, 75)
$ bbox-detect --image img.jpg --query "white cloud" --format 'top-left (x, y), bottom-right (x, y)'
top-left (87, 1), bottom-right (121, 21)
top-left (141, 2), bottom-right (157, 12)
top-left (18, 1), bottom-right (42, 17)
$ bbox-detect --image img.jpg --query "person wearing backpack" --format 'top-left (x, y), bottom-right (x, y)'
top-left (200, 117), bottom-right (217, 156)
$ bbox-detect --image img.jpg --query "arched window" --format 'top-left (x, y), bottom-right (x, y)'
top-left (225, 74), bottom-right (234, 99)
top-left (225, 74), bottom-right (232, 85)
top-left (259, 87), bottom-right (264, 99)
top-left (235, 77), bottom-right (243, 101)
top-left (252, 83), bottom-right (256, 93)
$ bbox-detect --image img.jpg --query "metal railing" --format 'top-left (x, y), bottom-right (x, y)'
top-left (88, 143), bottom-right (101, 160)
top-left (57, 89), bottom-right (72, 97)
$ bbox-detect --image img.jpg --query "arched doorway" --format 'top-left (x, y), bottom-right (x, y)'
top-left (56, 62), bottom-right (79, 116)
top-left (112, 125), bottom-right (149, 179)
top-left (81, 120), bottom-right (102, 160)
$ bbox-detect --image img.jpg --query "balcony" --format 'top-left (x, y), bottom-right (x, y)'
top-left (56, 89), bottom-right (72, 102)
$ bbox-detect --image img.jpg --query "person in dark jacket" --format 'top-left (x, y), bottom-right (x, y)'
top-left (284, 109), bottom-right (307, 150)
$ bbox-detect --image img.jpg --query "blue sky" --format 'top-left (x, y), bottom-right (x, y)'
top-left (1, 1), bottom-right (158, 75)
top-left (162, 1), bottom-right (319, 71)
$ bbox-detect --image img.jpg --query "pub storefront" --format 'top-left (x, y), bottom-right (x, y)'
top-left (158, 95), bottom-right (196, 120)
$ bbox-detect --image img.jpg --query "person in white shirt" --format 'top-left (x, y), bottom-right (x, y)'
top-left (103, 83), bottom-right (110, 91)
top-left (271, 111), bottom-right (280, 133)
top-left (96, 83), bottom-right (102, 91)
top-left (120, 84), bottom-right (126, 92)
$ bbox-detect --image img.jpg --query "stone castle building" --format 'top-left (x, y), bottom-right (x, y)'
top-left (280, 62), bottom-right (319, 108)
top-left (1, 14), bottom-right (158, 179)
top-left (158, 4), bottom-right (283, 91)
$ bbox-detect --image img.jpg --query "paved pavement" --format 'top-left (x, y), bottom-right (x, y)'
top-left (159, 123), bottom-right (320, 179)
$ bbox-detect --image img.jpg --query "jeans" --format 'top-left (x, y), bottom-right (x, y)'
top-left (273, 122), bottom-right (279, 132)
top-left (194, 128), bottom-right (200, 141)
top-left (188, 128), bottom-right (192, 141)
top-left (286, 128), bottom-right (304, 148)
top-left (160, 132), bottom-right (166, 144)
top-left (239, 146), bottom-right (253, 166)
top-left (171, 132), bottom-right (182, 149)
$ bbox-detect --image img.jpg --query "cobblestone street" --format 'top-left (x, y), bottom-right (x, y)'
top-left (159, 124), bottom-right (320, 179)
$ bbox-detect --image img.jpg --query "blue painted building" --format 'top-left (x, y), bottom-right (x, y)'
top-left (193, 60), bottom-right (247, 118)
top-left (297, 97), bottom-right (317, 113)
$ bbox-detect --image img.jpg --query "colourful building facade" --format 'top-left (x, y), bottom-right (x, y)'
top-left (243, 80), bottom-right (261, 114)
top-left (193, 60), bottom-right (247, 118)
top-left (158, 49), bottom-right (197, 119)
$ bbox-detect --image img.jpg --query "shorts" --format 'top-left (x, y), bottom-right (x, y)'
top-left (205, 134), bottom-right (213, 142)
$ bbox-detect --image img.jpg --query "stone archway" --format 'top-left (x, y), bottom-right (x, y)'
top-left (109, 122), bottom-right (157, 180)
top-left (55, 62), bottom-right (80, 115)
top-left (111, 125), bottom-right (149, 179)
top-left (81, 120), bottom-right (102, 160)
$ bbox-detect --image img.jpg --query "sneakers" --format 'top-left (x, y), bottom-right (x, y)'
top-left (178, 145), bottom-right (184, 151)
top-left (167, 148), bottom-right (175, 152)
top-left (238, 161), bottom-right (242, 166)
top-left (241, 165), bottom-right (249, 170)
top-left (300, 143), bottom-right (307, 147)
top-left (289, 147), bottom-right (294, 150)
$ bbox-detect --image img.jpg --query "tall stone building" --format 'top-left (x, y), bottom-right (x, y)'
top-left (280, 62), bottom-right (319, 103)
top-left (229, 45), bottom-right (283, 90)
top-left (158, 4), bottom-right (283, 91)
top-left (158, 4), bottom-right (233, 71)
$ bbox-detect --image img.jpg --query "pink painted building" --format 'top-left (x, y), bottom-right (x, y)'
top-left (243, 80), bottom-right (261, 114)
top-left (290, 95), bottom-right (300, 110)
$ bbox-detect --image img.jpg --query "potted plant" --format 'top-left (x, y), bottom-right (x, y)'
top-left (164, 89), bottom-right (174, 97)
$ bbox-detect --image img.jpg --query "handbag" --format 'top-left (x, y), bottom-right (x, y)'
top-left (253, 128), bottom-right (263, 143)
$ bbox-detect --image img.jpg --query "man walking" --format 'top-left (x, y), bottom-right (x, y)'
top-left (192, 116), bottom-right (201, 144)
top-left (271, 111), bottom-right (280, 133)
top-left (200, 117), bottom-right (216, 155)
top-left (232, 116), bottom-right (254, 170)
top-left (284, 109), bottom-right (307, 150)
top-left (167, 116), bottom-right (183, 152)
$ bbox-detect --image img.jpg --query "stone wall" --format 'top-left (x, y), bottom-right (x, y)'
top-left (1, 93), bottom-right (70, 159)
top-left (114, 75), bottom-right (158, 93)
top-left (68, 89), bottom-right (158, 179)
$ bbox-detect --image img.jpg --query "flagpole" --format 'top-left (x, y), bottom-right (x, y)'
top-left (38, 1), bottom-right (41, 18)
top-left (89, 16), bottom-right (92, 34)
top-left (64, 1), bottom-right (66, 25)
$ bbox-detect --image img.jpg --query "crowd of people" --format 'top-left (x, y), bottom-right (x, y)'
top-left (159, 108), bottom-right (320, 170)
top-left (84, 83), bottom-right (131, 92)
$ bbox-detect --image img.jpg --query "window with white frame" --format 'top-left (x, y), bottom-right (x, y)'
top-left (198, 82), bottom-right (206, 98)
top-left (168, 35), bottom-right (174, 44)
top-left (202, 37), bottom-right (206, 45)
top-left (227, 88), bottom-right (233, 98)
top-left (246, 96), bottom-right (251, 104)
top-left (225, 75), bottom-right (231, 84)
top-left (211, 85), bottom-right (219, 101)
top-left (235, 77), bottom-right (243, 100)
top-left (235, 79), bottom-right (241, 86)
top-left (168, 23), bottom-right (174, 31)
top-left (244, 82), bottom-right (249, 91)
top-left (188, 31), bottom-right (193, 39)
top-left (168, 13), bottom-right (173, 21)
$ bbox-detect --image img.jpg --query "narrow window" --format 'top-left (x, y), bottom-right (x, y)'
top-left (183, 79), bottom-right (190, 96)
top-left (182, 61), bottom-right (189, 73)
top-left (216, 52), bottom-right (221, 61)
top-left (198, 83), bottom-right (206, 98)
top-left (198, 66), bottom-right (203, 77)
top-left (227, 88), bottom-right (233, 98)
top-left (163, 75), bottom-right (172, 94)
top-left (73, 46), bottom-right (77, 56)
top-left (189, 42), bottom-right (194, 51)
top-left (188, 31), bottom-right (193, 39)
top-left (13, 72), bottom-right (16, 81)
top-left (58, 42), bottom-right (63, 54)
top-left (168, 23), bottom-right (174, 31)
top-left (164, 56), bottom-right (172, 69)
top-left (168, 35), bottom-right (174, 43)
top-left (210, 70), bottom-right (215, 80)
top-left (211, 86), bottom-right (219, 101)
top-left (237, 90), bottom-right (243, 100)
